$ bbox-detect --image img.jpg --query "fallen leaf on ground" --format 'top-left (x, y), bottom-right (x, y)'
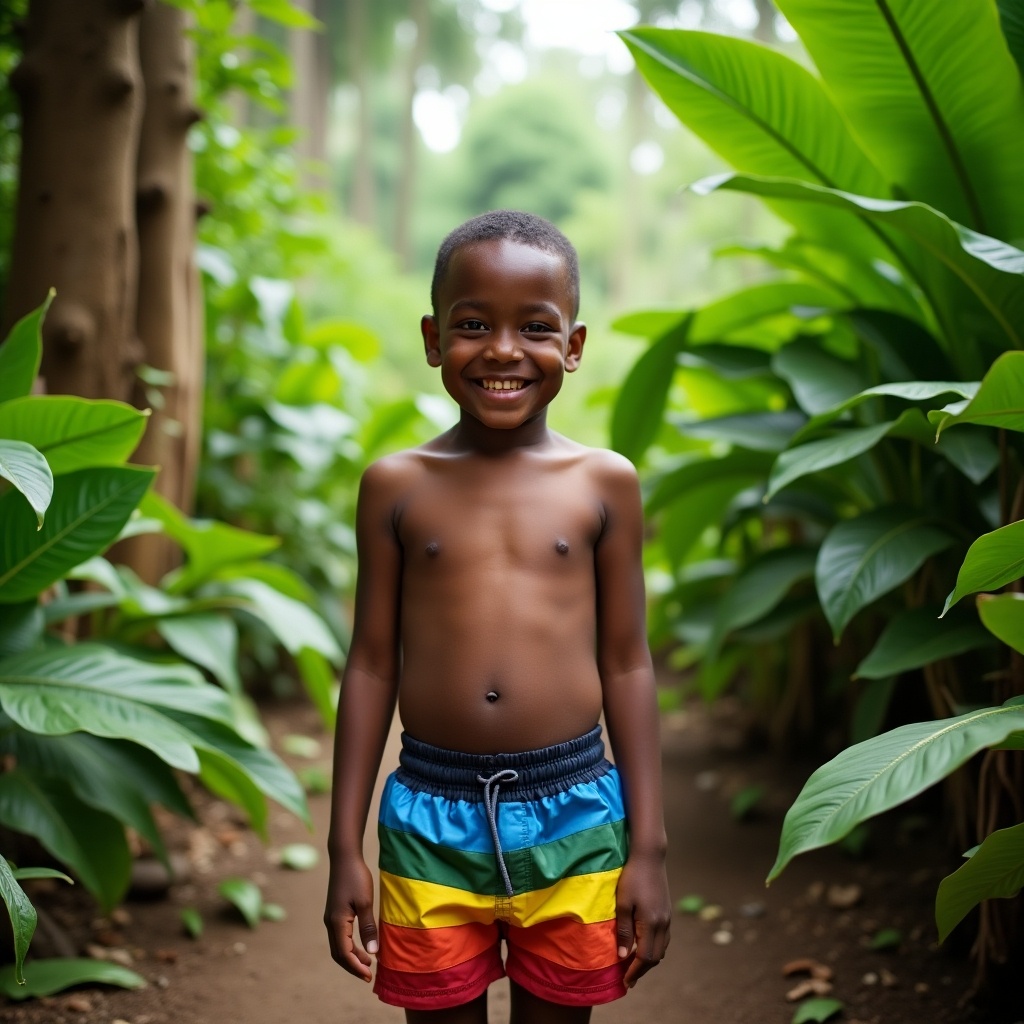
top-left (782, 958), bottom-right (832, 980)
top-left (786, 978), bottom-right (833, 1001)
top-left (826, 883), bottom-right (862, 909)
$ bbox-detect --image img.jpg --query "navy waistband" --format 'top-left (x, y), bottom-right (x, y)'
top-left (396, 725), bottom-right (610, 802)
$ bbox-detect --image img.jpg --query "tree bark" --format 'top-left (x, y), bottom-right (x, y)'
top-left (289, 0), bottom-right (330, 191)
top-left (117, 0), bottom-right (203, 582)
top-left (4, 0), bottom-right (146, 401)
top-left (394, 0), bottom-right (429, 270)
top-left (347, 0), bottom-right (375, 226)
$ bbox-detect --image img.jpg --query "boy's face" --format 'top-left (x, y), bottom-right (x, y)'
top-left (421, 238), bottom-right (585, 432)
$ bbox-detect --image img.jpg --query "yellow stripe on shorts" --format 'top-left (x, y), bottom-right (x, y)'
top-left (379, 868), bottom-right (622, 930)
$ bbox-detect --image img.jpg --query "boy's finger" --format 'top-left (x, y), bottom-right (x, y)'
top-left (358, 906), bottom-right (380, 960)
top-left (615, 902), bottom-right (635, 960)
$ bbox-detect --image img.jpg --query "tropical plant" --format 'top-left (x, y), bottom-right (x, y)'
top-left (614, 0), bottom-right (1024, 971)
top-left (0, 302), bottom-right (310, 987)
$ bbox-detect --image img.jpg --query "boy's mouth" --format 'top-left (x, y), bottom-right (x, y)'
top-left (476, 378), bottom-right (529, 392)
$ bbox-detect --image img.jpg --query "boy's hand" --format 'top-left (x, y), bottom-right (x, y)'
top-left (615, 850), bottom-right (671, 989)
top-left (324, 854), bottom-right (378, 982)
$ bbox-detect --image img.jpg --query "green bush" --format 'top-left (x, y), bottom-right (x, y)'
top-left (616, 0), bottom-right (1024, 951)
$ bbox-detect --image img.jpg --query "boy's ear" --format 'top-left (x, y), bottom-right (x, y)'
top-left (422, 314), bottom-right (442, 367)
top-left (564, 321), bottom-right (586, 373)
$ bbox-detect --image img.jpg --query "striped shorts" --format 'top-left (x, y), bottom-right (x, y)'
top-left (373, 726), bottom-right (630, 1011)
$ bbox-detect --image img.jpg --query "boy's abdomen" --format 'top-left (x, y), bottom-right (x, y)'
top-left (397, 572), bottom-right (604, 753)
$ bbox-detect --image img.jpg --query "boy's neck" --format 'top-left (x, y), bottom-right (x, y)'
top-left (451, 408), bottom-right (553, 455)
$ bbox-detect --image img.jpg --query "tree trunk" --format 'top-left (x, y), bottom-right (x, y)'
top-left (289, 0), bottom-right (330, 191)
top-left (116, 0), bottom-right (203, 583)
top-left (394, 0), bottom-right (429, 270)
top-left (4, 0), bottom-right (146, 401)
top-left (347, 0), bottom-right (375, 226)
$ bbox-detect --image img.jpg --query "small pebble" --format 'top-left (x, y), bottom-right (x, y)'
top-left (915, 982), bottom-right (930, 994)
top-left (711, 929), bottom-right (733, 945)
top-left (156, 976), bottom-right (170, 989)
top-left (739, 901), bottom-right (765, 918)
top-left (111, 908), bottom-right (132, 926)
top-left (826, 882), bottom-right (863, 909)
top-left (694, 770), bottom-right (720, 792)
top-left (107, 948), bottom-right (135, 967)
top-left (880, 967), bottom-right (898, 987)
top-left (232, 941), bottom-right (247, 955)
top-left (698, 905), bottom-right (723, 921)
top-left (862, 972), bottom-right (879, 986)
top-left (64, 994), bottom-right (91, 1012)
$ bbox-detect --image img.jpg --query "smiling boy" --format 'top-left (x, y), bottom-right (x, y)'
top-left (325, 211), bottom-right (671, 1023)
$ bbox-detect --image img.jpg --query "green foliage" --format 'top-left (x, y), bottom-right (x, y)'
top-left (0, 303), bottom-right (318, 985)
top-left (0, 958), bottom-right (145, 1000)
top-left (768, 698), bottom-right (1024, 884)
top-left (619, 1), bottom-right (1024, 951)
top-left (218, 877), bottom-right (265, 929)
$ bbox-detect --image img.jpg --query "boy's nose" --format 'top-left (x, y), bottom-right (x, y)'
top-left (484, 329), bottom-right (523, 362)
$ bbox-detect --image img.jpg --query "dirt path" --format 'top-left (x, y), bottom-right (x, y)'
top-left (5, 700), bottom-right (1011, 1024)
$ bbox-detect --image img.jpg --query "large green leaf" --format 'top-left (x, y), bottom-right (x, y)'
top-left (674, 410), bottom-right (806, 453)
top-left (944, 519), bottom-right (1024, 613)
top-left (998, 0), bottom-right (1024, 78)
top-left (4, 728), bottom-right (194, 860)
top-left (0, 441), bottom-right (53, 528)
top-left (816, 506), bottom-right (954, 639)
top-left (0, 397), bottom-right (148, 474)
top-left (296, 647), bottom-right (339, 728)
top-left (619, 27), bottom-right (891, 261)
top-left (771, 336), bottom-right (872, 416)
top-left (0, 771), bottom-right (130, 910)
top-left (769, 696), bottom-right (1024, 882)
top-left (0, 601), bottom-right (44, 659)
top-left (165, 710), bottom-right (310, 830)
top-left (854, 607), bottom-right (994, 679)
top-left (647, 449), bottom-right (772, 513)
top-left (611, 318), bottom-right (690, 463)
top-left (846, 309), bottom-right (951, 380)
top-left (0, 957), bottom-right (145, 1000)
top-left (766, 421), bottom-right (893, 500)
top-left (0, 466), bottom-right (155, 604)
top-left (0, 295), bottom-right (48, 405)
top-left (935, 821), bottom-right (1024, 942)
top-left (141, 491), bottom-right (280, 593)
top-left (797, 380), bottom-right (979, 439)
top-left (0, 854), bottom-right (36, 985)
top-left (706, 547), bottom-right (817, 657)
top-left (977, 592), bottom-right (1024, 655)
top-left (693, 174), bottom-right (1024, 351)
top-left (157, 613), bottom-right (241, 693)
top-left (933, 352), bottom-right (1024, 435)
top-left (0, 644), bottom-right (234, 770)
top-left (222, 578), bottom-right (342, 662)
top-left (777, 0), bottom-right (1024, 240)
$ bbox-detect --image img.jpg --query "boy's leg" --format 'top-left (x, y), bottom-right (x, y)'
top-left (510, 981), bottom-right (592, 1024)
top-left (406, 991), bottom-right (488, 1024)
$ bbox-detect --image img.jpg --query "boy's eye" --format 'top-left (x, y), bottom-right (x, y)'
top-left (523, 322), bottom-right (555, 333)
top-left (457, 319), bottom-right (487, 331)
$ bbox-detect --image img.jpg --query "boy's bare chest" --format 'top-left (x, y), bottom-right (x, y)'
top-left (396, 467), bottom-right (603, 567)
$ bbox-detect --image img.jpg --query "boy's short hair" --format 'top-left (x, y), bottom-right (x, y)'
top-left (431, 210), bottom-right (580, 319)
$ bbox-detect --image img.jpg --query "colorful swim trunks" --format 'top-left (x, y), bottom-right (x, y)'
top-left (373, 726), bottom-right (629, 1011)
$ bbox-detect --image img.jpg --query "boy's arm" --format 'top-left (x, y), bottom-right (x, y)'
top-left (324, 460), bottom-right (404, 982)
top-left (593, 452), bottom-right (671, 989)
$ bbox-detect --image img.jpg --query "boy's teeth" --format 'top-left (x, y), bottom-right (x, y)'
top-left (483, 379), bottom-right (524, 390)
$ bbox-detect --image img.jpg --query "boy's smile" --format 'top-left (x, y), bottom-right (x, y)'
top-left (421, 238), bottom-right (586, 440)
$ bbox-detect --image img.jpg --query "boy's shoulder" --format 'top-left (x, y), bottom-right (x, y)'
top-left (554, 435), bottom-right (639, 481)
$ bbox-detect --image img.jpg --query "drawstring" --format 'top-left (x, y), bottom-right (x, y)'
top-left (476, 768), bottom-right (519, 897)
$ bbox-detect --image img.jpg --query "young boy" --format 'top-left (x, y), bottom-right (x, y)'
top-left (325, 210), bottom-right (671, 1023)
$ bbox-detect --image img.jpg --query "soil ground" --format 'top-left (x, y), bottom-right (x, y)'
top-left (3, 698), bottom-right (1021, 1024)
